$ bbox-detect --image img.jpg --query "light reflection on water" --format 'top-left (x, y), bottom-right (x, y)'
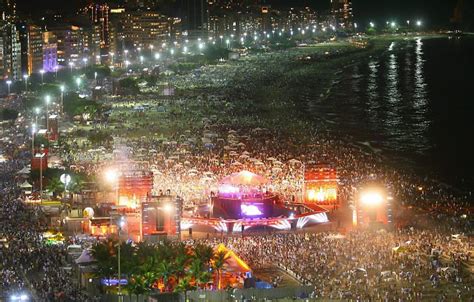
top-left (310, 39), bottom-right (430, 155)
top-left (306, 37), bottom-right (473, 187)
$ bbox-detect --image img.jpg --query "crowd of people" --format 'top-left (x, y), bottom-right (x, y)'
top-left (0, 36), bottom-right (472, 302)
top-left (192, 228), bottom-right (473, 301)
top-left (0, 119), bottom-right (96, 301)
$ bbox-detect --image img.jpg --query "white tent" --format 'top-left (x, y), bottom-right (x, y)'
top-left (75, 249), bottom-right (94, 264)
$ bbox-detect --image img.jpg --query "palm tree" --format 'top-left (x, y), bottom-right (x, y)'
top-left (46, 177), bottom-right (64, 198)
top-left (90, 239), bottom-right (118, 282)
top-left (174, 276), bottom-right (195, 302)
top-left (213, 250), bottom-right (229, 290)
top-left (194, 243), bottom-right (214, 267)
top-left (156, 261), bottom-right (174, 292)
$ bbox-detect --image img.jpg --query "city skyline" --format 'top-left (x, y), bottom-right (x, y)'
top-left (11, 0), bottom-right (465, 26)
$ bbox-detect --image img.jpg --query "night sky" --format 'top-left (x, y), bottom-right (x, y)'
top-left (16, 0), bottom-right (462, 27)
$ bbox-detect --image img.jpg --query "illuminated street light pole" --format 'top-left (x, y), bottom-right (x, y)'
top-left (6, 80), bottom-right (11, 95)
top-left (31, 123), bottom-right (36, 155)
top-left (69, 62), bottom-right (74, 74)
top-left (40, 69), bottom-right (45, 84)
top-left (34, 107), bottom-right (40, 125)
top-left (117, 216), bottom-right (125, 301)
top-left (39, 144), bottom-right (45, 202)
top-left (45, 95), bottom-right (50, 131)
top-left (23, 74), bottom-right (29, 92)
top-left (60, 85), bottom-right (65, 115)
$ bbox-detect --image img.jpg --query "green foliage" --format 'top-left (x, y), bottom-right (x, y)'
top-left (37, 83), bottom-right (61, 97)
top-left (63, 92), bottom-right (102, 118)
top-left (91, 240), bottom-right (227, 293)
top-left (84, 65), bottom-right (112, 80)
top-left (118, 78), bottom-right (140, 95)
top-left (203, 45), bottom-right (230, 61)
top-left (169, 62), bottom-right (201, 74)
top-left (87, 130), bottom-right (113, 145)
top-left (0, 108), bottom-right (19, 120)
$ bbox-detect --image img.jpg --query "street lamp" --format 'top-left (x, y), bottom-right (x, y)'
top-left (40, 69), bottom-right (45, 84)
top-left (82, 57), bottom-right (88, 67)
top-left (34, 107), bottom-right (40, 125)
top-left (139, 55), bottom-right (144, 64)
top-left (416, 20), bottom-right (422, 27)
top-left (68, 62), bottom-right (75, 73)
top-left (117, 216), bottom-right (126, 300)
top-left (45, 95), bottom-right (50, 130)
top-left (38, 144), bottom-right (45, 202)
top-left (23, 74), bottom-right (29, 92)
top-left (60, 85), bottom-right (65, 115)
top-left (390, 22), bottom-right (396, 28)
top-left (76, 77), bottom-right (81, 91)
top-left (370, 22), bottom-right (375, 28)
top-left (6, 80), bottom-right (12, 94)
top-left (154, 52), bottom-right (160, 60)
top-left (31, 123), bottom-right (36, 155)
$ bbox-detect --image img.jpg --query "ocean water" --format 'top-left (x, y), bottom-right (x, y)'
top-left (310, 37), bottom-right (474, 190)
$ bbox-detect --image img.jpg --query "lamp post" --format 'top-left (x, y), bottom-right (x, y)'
top-left (69, 62), bottom-right (74, 74)
top-left (34, 107), bottom-right (40, 125)
top-left (45, 95), bottom-right (50, 131)
top-left (40, 69), bottom-right (45, 84)
top-left (117, 216), bottom-right (125, 301)
top-left (39, 144), bottom-right (45, 202)
top-left (23, 74), bottom-right (29, 92)
top-left (31, 123), bottom-right (36, 156)
top-left (6, 80), bottom-right (11, 95)
top-left (54, 65), bottom-right (58, 78)
top-left (60, 85), bottom-right (65, 115)
top-left (76, 77), bottom-right (81, 91)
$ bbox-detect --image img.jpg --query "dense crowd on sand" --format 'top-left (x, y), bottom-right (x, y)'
top-left (0, 130), bottom-right (96, 301)
top-left (192, 228), bottom-right (473, 301)
top-left (0, 40), bottom-right (473, 302)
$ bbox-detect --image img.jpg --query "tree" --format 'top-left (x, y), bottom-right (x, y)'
top-left (213, 250), bottom-right (229, 290)
top-left (91, 239), bottom-right (118, 280)
top-left (194, 243), bottom-right (214, 268)
top-left (85, 65), bottom-right (111, 80)
top-left (46, 177), bottom-right (65, 198)
top-left (118, 78), bottom-right (140, 95)
top-left (156, 261), bottom-right (174, 292)
top-left (0, 108), bottom-right (18, 120)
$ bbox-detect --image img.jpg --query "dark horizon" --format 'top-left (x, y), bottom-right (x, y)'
top-left (15, 0), bottom-right (467, 28)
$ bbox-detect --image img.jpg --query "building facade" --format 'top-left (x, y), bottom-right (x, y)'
top-left (330, 0), bottom-right (353, 29)
top-left (0, 22), bottom-right (21, 80)
top-left (122, 11), bottom-right (169, 48)
top-left (49, 25), bottom-right (86, 66)
top-left (42, 31), bottom-right (57, 72)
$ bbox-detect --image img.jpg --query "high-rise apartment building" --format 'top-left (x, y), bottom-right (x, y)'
top-left (49, 25), bottom-right (86, 66)
top-left (19, 24), bottom-right (43, 75)
top-left (0, 0), bottom-right (16, 21)
top-left (181, 0), bottom-right (209, 39)
top-left (0, 22), bottom-right (21, 79)
top-left (42, 31), bottom-right (57, 72)
top-left (85, 3), bottom-right (110, 49)
top-left (330, 0), bottom-right (353, 29)
top-left (122, 11), bottom-right (169, 48)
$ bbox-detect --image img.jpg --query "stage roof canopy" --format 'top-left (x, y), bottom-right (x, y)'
top-left (220, 170), bottom-right (268, 186)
